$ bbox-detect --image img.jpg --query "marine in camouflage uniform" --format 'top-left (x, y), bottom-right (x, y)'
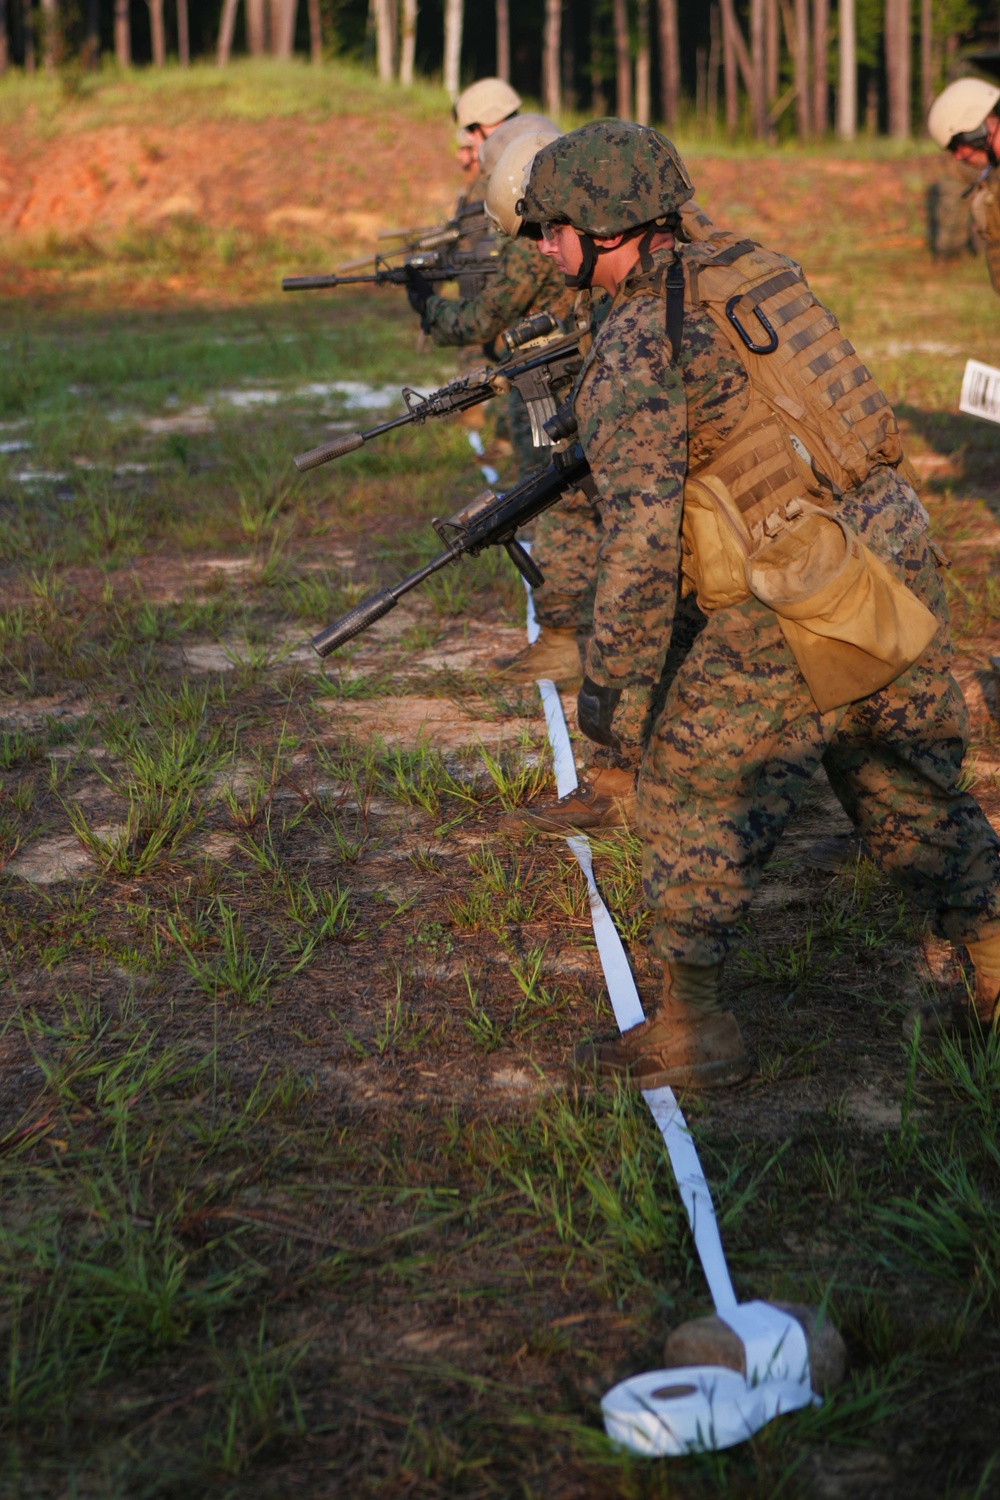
top-left (515, 121), bottom-right (1000, 1089)
top-left (928, 78), bottom-right (1000, 293)
top-left (420, 235), bottom-right (577, 354)
top-left (926, 157), bottom-right (981, 261)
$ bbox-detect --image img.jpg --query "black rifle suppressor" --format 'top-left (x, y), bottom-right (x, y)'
top-left (310, 444), bottom-right (591, 658)
top-left (294, 326), bottom-right (581, 474)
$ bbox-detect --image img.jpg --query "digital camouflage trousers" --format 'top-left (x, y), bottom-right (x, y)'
top-left (637, 535), bottom-right (1000, 966)
top-left (530, 484), bottom-right (602, 631)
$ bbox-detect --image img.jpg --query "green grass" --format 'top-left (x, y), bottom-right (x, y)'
top-left (0, 56), bottom-right (454, 132)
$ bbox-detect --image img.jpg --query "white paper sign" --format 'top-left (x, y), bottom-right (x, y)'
top-left (960, 359), bottom-right (1000, 425)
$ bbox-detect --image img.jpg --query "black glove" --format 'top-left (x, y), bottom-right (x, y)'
top-left (577, 675), bottom-right (623, 748)
top-left (405, 265), bottom-right (433, 330)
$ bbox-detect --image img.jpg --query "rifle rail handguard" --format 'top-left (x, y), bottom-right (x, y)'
top-left (311, 589), bottom-right (397, 657)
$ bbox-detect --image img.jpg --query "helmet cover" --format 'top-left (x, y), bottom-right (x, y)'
top-left (519, 120), bottom-right (695, 237)
top-left (454, 78), bottom-right (522, 130)
top-left (479, 112), bottom-right (560, 177)
top-left (485, 126), bottom-right (562, 237)
top-left (928, 77), bottom-right (1000, 149)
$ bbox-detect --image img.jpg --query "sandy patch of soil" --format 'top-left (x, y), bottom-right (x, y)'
top-left (323, 693), bottom-right (540, 753)
top-left (6, 832), bottom-right (97, 884)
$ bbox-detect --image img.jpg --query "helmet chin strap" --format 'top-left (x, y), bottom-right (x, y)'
top-left (564, 223), bottom-right (669, 290)
top-left (564, 232), bottom-right (599, 290)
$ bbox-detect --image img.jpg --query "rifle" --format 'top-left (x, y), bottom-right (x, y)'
top-left (294, 314), bottom-right (583, 472)
top-left (309, 443), bottom-right (592, 658)
top-left (282, 248), bottom-right (499, 294)
top-left (336, 201), bottom-right (492, 275)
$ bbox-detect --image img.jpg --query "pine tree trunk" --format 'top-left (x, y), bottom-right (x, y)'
top-left (812, 0), bottom-right (828, 133)
top-left (84, 0), bottom-right (99, 64)
top-left (22, 0), bottom-right (35, 71)
top-left (496, 0), bottom-right (509, 81)
top-left (722, 0), bottom-right (738, 132)
top-left (398, 0), bottom-right (415, 81)
top-left (148, 0), bottom-right (166, 64)
top-left (177, 0), bottom-right (189, 62)
top-left (886, 0), bottom-right (910, 138)
top-left (114, 0), bottom-right (130, 65)
top-left (375, 0), bottom-right (393, 79)
top-left (919, 0), bottom-right (932, 122)
top-left (721, 0), bottom-right (756, 132)
top-left (635, 0), bottom-right (650, 125)
top-left (247, 0), bottom-right (266, 55)
top-left (398, 0), bottom-right (415, 79)
top-left (658, 0), bottom-right (680, 129)
top-left (613, 0), bottom-right (631, 119)
top-left (443, 0), bottom-right (462, 99)
top-left (836, 0), bottom-right (855, 138)
top-left (765, 0), bottom-right (778, 102)
top-left (591, 9), bottom-right (607, 115)
top-left (793, 0), bottom-right (810, 138)
top-left (39, 0), bottom-right (57, 67)
top-left (708, 2), bottom-right (721, 129)
top-left (561, 5), bottom-right (575, 107)
top-left (750, 0), bottom-right (767, 136)
top-left (865, 67), bottom-right (878, 133)
top-left (216, 0), bottom-right (238, 63)
top-left (543, 0), bottom-right (561, 114)
top-left (276, 0), bottom-right (296, 57)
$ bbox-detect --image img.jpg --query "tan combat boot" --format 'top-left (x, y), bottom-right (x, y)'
top-left (571, 963), bottom-right (750, 1092)
top-left (492, 626), bottom-right (582, 689)
top-left (968, 932), bottom-right (1000, 1017)
top-left (502, 766), bottom-right (635, 834)
top-left (903, 931), bottom-right (1000, 1040)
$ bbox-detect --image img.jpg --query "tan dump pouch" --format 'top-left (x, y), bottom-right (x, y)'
top-left (680, 474), bottom-right (754, 612)
top-left (745, 506), bottom-right (940, 712)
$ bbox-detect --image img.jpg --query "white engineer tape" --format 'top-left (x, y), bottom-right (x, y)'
top-left (522, 576), bottom-right (816, 1454)
top-left (466, 429), bottom-right (500, 486)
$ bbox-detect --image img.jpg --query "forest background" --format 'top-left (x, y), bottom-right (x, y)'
top-left (3, 0), bottom-right (1000, 146)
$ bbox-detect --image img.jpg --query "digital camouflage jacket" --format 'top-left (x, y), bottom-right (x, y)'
top-left (422, 237), bottom-right (576, 347)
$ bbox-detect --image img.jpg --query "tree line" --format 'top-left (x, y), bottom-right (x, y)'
top-left (1, 0), bottom-right (997, 140)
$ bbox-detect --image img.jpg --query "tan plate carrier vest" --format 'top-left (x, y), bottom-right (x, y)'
top-left (624, 231), bottom-right (938, 711)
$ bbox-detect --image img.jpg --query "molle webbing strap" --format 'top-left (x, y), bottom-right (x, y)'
top-left (690, 405), bottom-right (805, 528)
top-left (729, 267), bottom-right (799, 312)
top-left (682, 233), bottom-right (902, 494)
top-left (665, 253), bottom-right (685, 364)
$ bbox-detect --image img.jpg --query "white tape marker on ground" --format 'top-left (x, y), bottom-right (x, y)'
top-left (466, 429), bottom-right (500, 486)
top-left (526, 617), bottom-right (815, 1454)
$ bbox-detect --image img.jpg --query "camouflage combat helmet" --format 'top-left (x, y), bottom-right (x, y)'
top-left (519, 120), bottom-right (695, 238)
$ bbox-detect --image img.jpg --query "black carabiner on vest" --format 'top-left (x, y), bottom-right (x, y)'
top-left (725, 294), bottom-right (779, 355)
